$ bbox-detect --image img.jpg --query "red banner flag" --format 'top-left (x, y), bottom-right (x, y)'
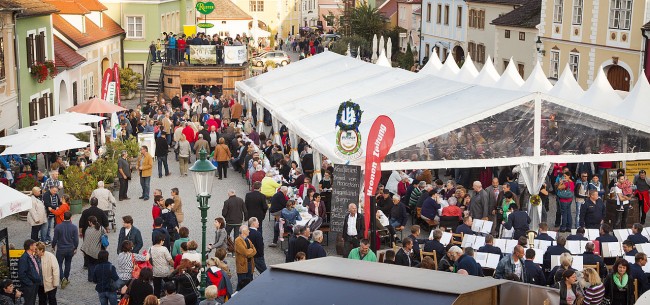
top-left (101, 68), bottom-right (113, 100)
top-left (113, 63), bottom-right (121, 106)
top-left (363, 115), bottom-right (395, 238)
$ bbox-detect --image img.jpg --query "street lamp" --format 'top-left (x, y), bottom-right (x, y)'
top-left (189, 148), bottom-right (216, 298)
top-left (535, 36), bottom-right (543, 54)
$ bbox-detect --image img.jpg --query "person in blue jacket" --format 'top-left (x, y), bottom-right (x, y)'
top-left (17, 239), bottom-right (42, 305)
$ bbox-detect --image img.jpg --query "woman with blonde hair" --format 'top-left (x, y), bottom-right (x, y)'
top-left (142, 295), bottom-right (158, 305)
top-left (205, 257), bottom-right (232, 303)
top-left (581, 268), bottom-right (605, 305)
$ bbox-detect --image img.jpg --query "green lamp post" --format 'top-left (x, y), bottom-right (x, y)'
top-left (189, 148), bottom-right (216, 298)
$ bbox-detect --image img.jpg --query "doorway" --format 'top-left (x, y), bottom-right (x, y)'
top-left (58, 80), bottom-right (69, 113)
top-left (606, 65), bottom-right (630, 91)
top-left (101, 58), bottom-right (110, 74)
top-left (453, 45), bottom-right (465, 65)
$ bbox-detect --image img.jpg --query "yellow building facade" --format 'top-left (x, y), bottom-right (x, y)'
top-left (539, 0), bottom-right (648, 91)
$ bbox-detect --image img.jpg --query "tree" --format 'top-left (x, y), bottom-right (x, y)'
top-left (349, 1), bottom-right (387, 42)
top-left (398, 43), bottom-right (414, 70)
top-left (330, 35), bottom-right (371, 58)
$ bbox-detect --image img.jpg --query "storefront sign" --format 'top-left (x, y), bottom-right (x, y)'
top-left (197, 23), bottom-right (214, 28)
top-left (195, 1), bottom-right (215, 14)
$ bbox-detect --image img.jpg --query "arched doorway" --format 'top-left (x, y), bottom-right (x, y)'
top-left (101, 58), bottom-right (109, 74)
top-left (606, 65), bottom-right (631, 91)
top-left (58, 80), bottom-right (69, 113)
top-left (453, 45), bottom-right (465, 65)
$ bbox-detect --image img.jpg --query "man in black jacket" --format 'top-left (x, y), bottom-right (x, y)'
top-left (631, 253), bottom-right (650, 295)
top-left (222, 190), bottom-right (248, 240)
top-left (543, 236), bottom-right (570, 271)
top-left (424, 229), bottom-right (447, 263)
top-left (117, 215), bottom-right (143, 254)
top-left (567, 227), bottom-right (589, 241)
top-left (248, 217), bottom-right (266, 273)
top-left (523, 249), bottom-right (546, 286)
top-left (244, 182), bottom-right (268, 234)
top-left (270, 186), bottom-right (288, 246)
top-left (294, 226), bottom-right (311, 257)
top-left (395, 237), bottom-right (418, 267)
top-left (581, 242), bottom-right (607, 278)
top-left (477, 234), bottom-right (503, 256)
top-left (78, 197), bottom-right (109, 237)
top-left (152, 217), bottom-right (171, 251)
top-left (155, 131), bottom-right (170, 178)
top-left (627, 223), bottom-right (649, 244)
top-left (342, 203), bottom-right (365, 258)
top-left (579, 190), bottom-right (606, 229)
top-left (502, 204), bottom-right (530, 241)
top-left (535, 222), bottom-right (556, 241)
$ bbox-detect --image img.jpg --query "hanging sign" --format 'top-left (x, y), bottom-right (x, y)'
top-left (113, 63), bottom-right (121, 106)
top-left (363, 115), bottom-right (395, 238)
top-left (101, 68), bottom-right (113, 100)
top-left (106, 82), bottom-right (116, 104)
top-left (197, 23), bottom-right (214, 28)
top-left (335, 100), bottom-right (363, 160)
top-left (195, 1), bottom-right (215, 14)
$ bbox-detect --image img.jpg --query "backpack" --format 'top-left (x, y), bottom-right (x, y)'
top-left (207, 267), bottom-right (229, 297)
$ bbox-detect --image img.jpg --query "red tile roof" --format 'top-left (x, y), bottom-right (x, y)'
top-left (74, 0), bottom-right (107, 11)
top-left (43, 0), bottom-right (90, 14)
top-left (53, 35), bottom-right (86, 68)
top-left (0, 0), bottom-right (58, 17)
top-left (53, 13), bottom-right (124, 48)
top-left (379, 0), bottom-right (398, 18)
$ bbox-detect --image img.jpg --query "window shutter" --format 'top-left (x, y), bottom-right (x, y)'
top-left (37, 32), bottom-right (46, 62)
top-left (29, 99), bottom-right (37, 125)
top-left (48, 93), bottom-right (54, 117)
top-left (38, 96), bottom-right (46, 119)
top-left (26, 35), bottom-right (34, 66)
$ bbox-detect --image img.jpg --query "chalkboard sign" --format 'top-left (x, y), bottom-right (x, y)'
top-left (331, 164), bottom-right (362, 233)
top-left (9, 250), bottom-right (24, 288)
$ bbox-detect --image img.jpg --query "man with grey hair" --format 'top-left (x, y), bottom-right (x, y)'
top-left (449, 245), bottom-right (481, 276)
top-left (469, 181), bottom-right (490, 220)
top-left (193, 132), bottom-right (210, 159)
top-left (234, 224), bottom-right (256, 290)
top-left (307, 230), bottom-right (326, 259)
top-left (408, 181), bottom-right (427, 210)
top-left (247, 217), bottom-right (266, 273)
top-left (222, 189), bottom-right (247, 240)
top-left (117, 150), bottom-right (131, 201)
top-left (90, 181), bottom-right (116, 212)
top-left (342, 203), bottom-right (365, 257)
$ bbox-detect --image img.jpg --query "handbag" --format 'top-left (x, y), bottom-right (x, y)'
top-left (131, 254), bottom-right (141, 279)
top-left (101, 229), bottom-right (110, 248)
top-left (118, 279), bottom-right (135, 305)
top-left (226, 236), bottom-right (235, 253)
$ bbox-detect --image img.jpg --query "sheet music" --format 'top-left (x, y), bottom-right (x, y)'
top-left (614, 229), bottom-right (632, 242)
top-left (472, 219), bottom-right (485, 234)
top-left (462, 235), bottom-right (476, 249)
top-left (473, 236), bottom-right (486, 249)
top-left (534, 240), bottom-right (553, 251)
top-left (586, 229), bottom-right (600, 240)
top-left (566, 241), bottom-right (582, 254)
top-left (440, 232), bottom-right (453, 246)
top-left (475, 252), bottom-right (488, 266)
top-left (637, 243), bottom-right (650, 254)
top-left (494, 239), bottom-right (507, 253)
top-left (485, 253), bottom-right (500, 269)
top-left (602, 242), bottom-right (623, 257)
top-left (502, 227), bottom-right (514, 239)
top-left (547, 231), bottom-right (558, 240)
top-left (551, 255), bottom-right (583, 270)
top-left (505, 240), bottom-right (518, 254)
top-left (644, 228), bottom-right (650, 239)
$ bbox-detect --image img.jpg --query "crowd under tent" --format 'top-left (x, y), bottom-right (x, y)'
top-left (227, 257), bottom-right (560, 305)
top-left (235, 51), bottom-right (650, 229)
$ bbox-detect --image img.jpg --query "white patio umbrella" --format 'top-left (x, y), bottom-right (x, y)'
top-left (17, 122), bottom-right (93, 134)
top-left (0, 134), bottom-right (89, 155)
top-left (372, 34), bottom-right (378, 63)
top-left (0, 183), bottom-right (32, 220)
top-left (387, 37), bottom-right (392, 60)
top-left (36, 112), bottom-right (106, 125)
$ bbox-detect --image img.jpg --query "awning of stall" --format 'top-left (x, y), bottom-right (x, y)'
top-left (236, 51), bottom-right (650, 170)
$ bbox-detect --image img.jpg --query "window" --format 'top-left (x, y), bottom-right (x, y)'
top-left (425, 43), bottom-right (430, 59)
top-left (26, 31), bottom-right (46, 67)
top-left (609, 0), bottom-right (632, 30)
top-left (126, 16), bottom-right (143, 39)
top-left (476, 44), bottom-right (485, 63)
top-left (505, 30), bottom-right (510, 38)
top-left (442, 47), bottom-right (447, 62)
top-left (478, 10), bottom-right (485, 29)
top-left (569, 53), bottom-right (579, 80)
top-left (503, 60), bottom-right (509, 71)
top-left (550, 50), bottom-right (560, 78)
top-left (456, 6), bottom-right (462, 27)
top-left (469, 9), bottom-right (475, 28)
top-left (468, 41), bottom-right (476, 60)
top-left (517, 63), bottom-right (524, 78)
top-left (426, 4), bottom-right (431, 22)
top-left (468, 9), bottom-right (484, 29)
top-left (572, 0), bottom-right (583, 25)
top-left (519, 32), bottom-right (525, 41)
top-left (251, 0), bottom-right (264, 12)
top-left (83, 74), bottom-right (94, 100)
top-left (436, 4), bottom-right (442, 24)
top-left (553, 0), bottom-right (563, 23)
top-left (444, 5), bottom-right (449, 25)
top-left (28, 92), bottom-right (53, 125)
top-left (326, 14), bottom-right (335, 26)
top-left (0, 37), bottom-right (4, 81)
top-left (72, 82), bottom-right (78, 106)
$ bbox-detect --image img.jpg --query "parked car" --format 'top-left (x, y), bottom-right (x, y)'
top-left (252, 51), bottom-right (291, 67)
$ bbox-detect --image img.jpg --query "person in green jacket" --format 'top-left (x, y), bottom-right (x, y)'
top-left (348, 239), bottom-right (377, 262)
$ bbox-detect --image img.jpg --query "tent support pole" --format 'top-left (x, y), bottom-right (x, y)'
top-left (534, 93), bottom-right (541, 157)
top-left (622, 130), bottom-right (628, 168)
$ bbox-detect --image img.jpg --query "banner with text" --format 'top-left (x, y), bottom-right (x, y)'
top-left (190, 45), bottom-right (217, 65)
top-left (113, 63), bottom-right (121, 106)
top-left (363, 115), bottom-right (395, 238)
top-left (101, 68), bottom-right (113, 101)
top-left (224, 45), bottom-right (247, 64)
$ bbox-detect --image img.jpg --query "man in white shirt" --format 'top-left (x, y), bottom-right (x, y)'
top-left (342, 203), bottom-right (364, 258)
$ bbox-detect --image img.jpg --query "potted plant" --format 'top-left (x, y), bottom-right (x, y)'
top-left (119, 67), bottom-right (143, 100)
top-left (15, 175), bottom-right (39, 220)
top-left (63, 165), bottom-right (97, 214)
top-left (86, 158), bottom-right (118, 189)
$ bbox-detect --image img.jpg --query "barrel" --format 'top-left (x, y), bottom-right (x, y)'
top-left (70, 199), bottom-right (83, 215)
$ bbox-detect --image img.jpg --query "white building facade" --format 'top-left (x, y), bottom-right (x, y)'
top-left (419, 0), bottom-right (467, 64)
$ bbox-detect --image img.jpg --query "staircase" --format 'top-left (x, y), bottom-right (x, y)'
top-left (143, 62), bottom-right (162, 104)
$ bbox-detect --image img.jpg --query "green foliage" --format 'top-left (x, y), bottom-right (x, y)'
top-left (16, 176), bottom-right (39, 192)
top-left (104, 137), bottom-right (139, 160)
top-left (264, 60), bottom-right (277, 68)
top-left (63, 165), bottom-right (96, 200)
top-left (75, 132), bottom-right (90, 142)
top-left (119, 68), bottom-right (143, 95)
top-left (86, 158), bottom-right (118, 184)
top-left (398, 43), bottom-right (415, 69)
top-left (349, 1), bottom-right (387, 41)
top-left (330, 35), bottom-right (371, 57)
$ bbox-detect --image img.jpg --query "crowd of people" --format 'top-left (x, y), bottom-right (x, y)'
top-left (3, 80), bottom-right (650, 305)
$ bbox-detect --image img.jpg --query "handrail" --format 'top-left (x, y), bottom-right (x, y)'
top-left (141, 49), bottom-right (153, 107)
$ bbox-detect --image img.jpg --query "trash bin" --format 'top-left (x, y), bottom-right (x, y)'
top-left (70, 199), bottom-right (83, 215)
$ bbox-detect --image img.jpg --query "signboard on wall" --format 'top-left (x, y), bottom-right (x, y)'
top-left (331, 164), bottom-right (361, 233)
top-left (190, 45), bottom-right (217, 65)
top-left (624, 160), bottom-right (650, 181)
top-left (224, 45), bottom-right (247, 64)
